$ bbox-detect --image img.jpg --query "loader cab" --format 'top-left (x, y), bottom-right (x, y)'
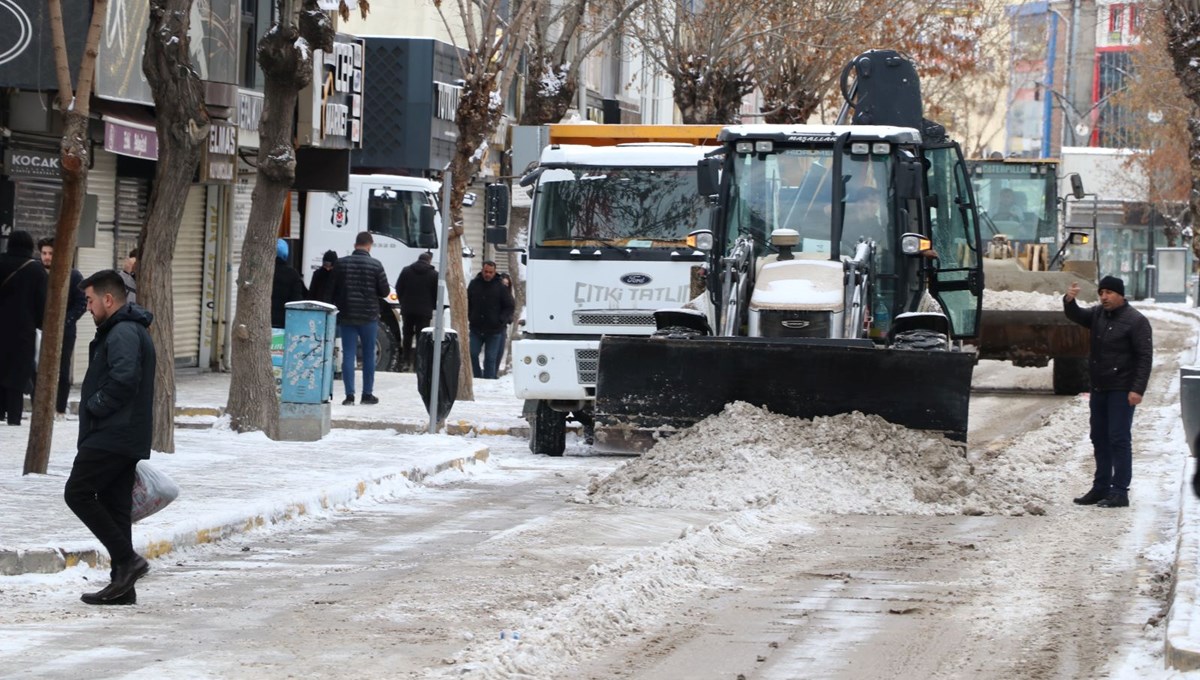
top-left (967, 159), bottom-right (1058, 246)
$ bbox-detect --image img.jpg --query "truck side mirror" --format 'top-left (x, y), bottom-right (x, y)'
top-left (697, 158), bottom-right (721, 197)
top-left (419, 204), bottom-right (437, 249)
top-left (1069, 173), bottom-right (1085, 200)
top-left (486, 226), bottom-right (509, 245)
top-left (485, 183), bottom-right (509, 226)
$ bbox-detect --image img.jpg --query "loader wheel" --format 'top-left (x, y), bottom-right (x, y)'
top-left (1053, 358), bottom-right (1090, 395)
top-left (530, 400), bottom-right (566, 456)
top-left (891, 329), bottom-right (948, 351)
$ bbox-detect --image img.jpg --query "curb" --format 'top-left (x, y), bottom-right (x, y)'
top-left (0, 444), bottom-right (489, 577)
top-left (1168, 455), bottom-right (1200, 670)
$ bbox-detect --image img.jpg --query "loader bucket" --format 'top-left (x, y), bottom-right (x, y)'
top-left (976, 310), bottom-right (1090, 365)
top-left (593, 335), bottom-right (975, 453)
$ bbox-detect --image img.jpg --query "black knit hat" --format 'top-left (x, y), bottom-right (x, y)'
top-left (1098, 275), bottom-right (1125, 297)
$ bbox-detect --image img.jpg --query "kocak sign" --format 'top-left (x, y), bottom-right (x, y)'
top-left (3, 147), bottom-right (61, 179)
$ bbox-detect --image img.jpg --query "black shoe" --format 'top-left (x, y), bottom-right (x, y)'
top-left (103, 555), bottom-right (149, 600)
top-left (1097, 494), bottom-right (1129, 508)
top-left (360, 394), bottom-right (379, 405)
top-left (1073, 488), bottom-right (1107, 505)
top-left (81, 586), bottom-right (136, 605)
top-left (342, 396), bottom-right (355, 405)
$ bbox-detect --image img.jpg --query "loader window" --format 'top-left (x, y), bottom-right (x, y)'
top-left (924, 145), bottom-right (982, 338)
top-left (367, 188), bottom-right (430, 247)
top-left (972, 170), bottom-right (1057, 245)
top-left (531, 166), bottom-right (711, 247)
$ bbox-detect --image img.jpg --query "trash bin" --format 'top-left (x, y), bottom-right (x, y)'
top-left (416, 327), bottom-right (460, 423)
top-left (282, 301), bottom-right (338, 404)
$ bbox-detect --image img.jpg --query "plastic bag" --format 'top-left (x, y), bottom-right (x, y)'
top-left (131, 461), bottom-right (180, 523)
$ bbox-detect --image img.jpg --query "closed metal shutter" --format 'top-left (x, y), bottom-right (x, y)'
top-left (228, 169), bottom-right (255, 322)
top-left (171, 184), bottom-right (207, 366)
top-left (12, 180), bottom-right (60, 243)
top-left (74, 151), bottom-right (120, 379)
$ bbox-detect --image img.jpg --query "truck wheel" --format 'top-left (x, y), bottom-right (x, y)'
top-left (368, 320), bottom-right (399, 373)
top-left (1053, 358), bottom-right (1090, 395)
top-left (530, 400), bottom-right (566, 456)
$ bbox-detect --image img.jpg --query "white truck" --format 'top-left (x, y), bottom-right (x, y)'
top-left (302, 174), bottom-right (456, 371)
top-left (510, 124), bottom-right (722, 455)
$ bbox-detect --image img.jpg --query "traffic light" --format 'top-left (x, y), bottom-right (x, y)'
top-left (484, 183), bottom-right (509, 227)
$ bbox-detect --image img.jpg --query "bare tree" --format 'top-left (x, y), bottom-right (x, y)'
top-left (1163, 0), bottom-right (1200, 261)
top-left (519, 0), bottom-right (648, 125)
top-left (24, 0), bottom-right (108, 475)
top-left (225, 0), bottom-right (357, 435)
top-left (434, 0), bottom-right (543, 401)
top-left (136, 0), bottom-right (212, 453)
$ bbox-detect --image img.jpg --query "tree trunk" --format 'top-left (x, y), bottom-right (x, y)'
top-left (24, 112), bottom-right (89, 474)
top-left (139, 0), bottom-right (210, 453)
top-left (519, 57), bottom-right (576, 125)
top-left (24, 0), bottom-right (107, 474)
top-left (225, 0), bottom-right (331, 435)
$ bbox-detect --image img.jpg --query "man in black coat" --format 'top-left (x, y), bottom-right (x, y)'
top-left (329, 231), bottom-right (389, 405)
top-left (395, 252), bottom-right (438, 371)
top-left (38, 237), bottom-right (87, 418)
top-left (0, 231), bottom-right (47, 425)
top-left (271, 239), bottom-right (307, 328)
top-left (65, 269), bottom-right (156, 605)
top-left (308, 249), bottom-right (338, 304)
top-left (1065, 275), bottom-right (1153, 509)
top-left (467, 260), bottom-right (515, 379)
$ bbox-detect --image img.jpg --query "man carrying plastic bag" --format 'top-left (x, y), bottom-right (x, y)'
top-left (64, 270), bottom-right (157, 606)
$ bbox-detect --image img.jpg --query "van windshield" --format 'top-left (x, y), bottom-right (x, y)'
top-left (367, 188), bottom-right (433, 247)
top-left (531, 166), bottom-right (712, 247)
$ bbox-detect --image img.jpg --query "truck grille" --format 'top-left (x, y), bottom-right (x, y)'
top-left (575, 348), bottom-right (599, 384)
top-left (760, 310), bottom-right (832, 338)
top-left (573, 310), bottom-right (656, 327)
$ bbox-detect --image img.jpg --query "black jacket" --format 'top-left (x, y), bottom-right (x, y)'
top-left (396, 259), bottom-right (438, 317)
top-left (1064, 297), bottom-right (1153, 394)
top-left (308, 266), bottom-right (335, 304)
top-left (78, 303), bottom-right (156, 458)
top-left (330, 249), bottom-right (389, 325)
top-left (467, 274), bottom-right (515, 334)
top-left (65, 268), bottom-right (86, 333)
top-left (271, 257), bottom-right (308, 328)
top-left (0, 250), bottom-right (47, 389)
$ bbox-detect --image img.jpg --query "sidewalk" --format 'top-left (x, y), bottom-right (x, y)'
top-left (0, 371), bottom-right (529, 576)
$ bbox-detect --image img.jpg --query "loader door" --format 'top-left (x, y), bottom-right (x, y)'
top-left (924, 143), bottom-right (983, 339)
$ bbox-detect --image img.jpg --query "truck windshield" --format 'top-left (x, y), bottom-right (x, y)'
top-left (367, 188), bottom-right (432, 247)
top-left (531, 166), bottom-right (712, 247)
top-left (725, 147), bottom-right (894, 259)
top-left (972, 170), bottom-right (1055, 244)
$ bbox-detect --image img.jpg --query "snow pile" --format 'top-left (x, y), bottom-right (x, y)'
top-left (983, 289), bottom-right (1064, 311)
top-left (583, 402), bottom-right (1074, 516)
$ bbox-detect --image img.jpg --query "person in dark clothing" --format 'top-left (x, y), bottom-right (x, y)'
top-left (0, 231), bottom-right (48, 425)
top-left (65, 269), bottom-right (156, 605)
top-left (395, 252), bottom-right (438, 371)
top-left (308, 250), bottom-right (338, 303)
top-left (467, 260), bottom-right (514, 380)
top-left (120, 248), bottom-right (138, 303)
top-left (1065, 275), bottom-right (1153, 509)
top-left (38, 237), bottom-right (88, 418)
top-left (271, 239), bottom-right (307, 328)
top-left (329, 231), bottom-right (389, 405)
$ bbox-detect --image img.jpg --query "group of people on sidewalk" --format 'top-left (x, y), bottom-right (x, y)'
top-left (271, 231), bottom-right (517, 407)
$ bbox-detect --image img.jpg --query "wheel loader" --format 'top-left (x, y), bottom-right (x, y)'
top-left (592, 50), bottom-right (985, 453)
top-left (968, 157), bottom-right (1097, 394)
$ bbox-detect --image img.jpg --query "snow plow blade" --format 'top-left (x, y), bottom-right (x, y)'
top-left (593, 336), bottom-right (975, 453)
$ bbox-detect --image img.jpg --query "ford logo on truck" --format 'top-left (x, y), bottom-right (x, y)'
top-left (620, 273), bottom-right (652, 286)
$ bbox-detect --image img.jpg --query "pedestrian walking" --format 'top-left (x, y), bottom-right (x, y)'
top-left (395, 252), bottom-right (438, 371)
top-left (271, 239), bottom-right (307, 328)
top-left (0, 231), bottom-right (47, 425)
top-left (308, 250), bottom-right (338, 304)
top-left (119, 248), bottom-right (138, 303)
top-left (329, 231), bottom-right (389, 405)
top-left (38, 237), bottom-right (87, 419)
top-left (1065, 276), bottom-right (1153, 508)
top-left (65, 269), bottom-right (156, 605)
top-left (467, 260), bottom-right (514, 380)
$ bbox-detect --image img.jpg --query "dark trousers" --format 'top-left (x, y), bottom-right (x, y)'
top-left (1089, 390), bottom-right (1137, 495)
top-left (0, 384), bottom-right (23, 425)
top-left (400, 313), bottom-right (431, 367)
top-left (469, 330), bottom-right (504, 379)
top-left (64, 448), bottom-right (139, 565)
top-left (57, 330), bottom-right (77, 414)
top-left (340, 321), bottom-right (379, 398)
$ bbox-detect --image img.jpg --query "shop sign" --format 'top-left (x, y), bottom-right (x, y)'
top-left (104, 119), bottom-right (159, 160)
top-left (3, 148), bottom-right (61, 180)
top-left (200, 121), bottom-right (237, 184)
top-left (298, 35), bottom-right (364, 149)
